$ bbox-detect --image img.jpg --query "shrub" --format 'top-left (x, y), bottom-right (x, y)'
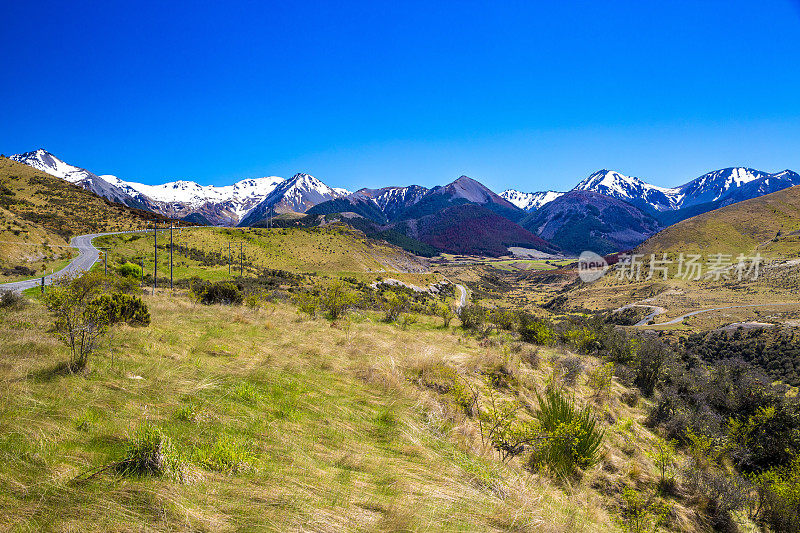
top-left (431, 301), bottom-right (455, 327)
top-left (117, 262), bottom-right (142, 279)
top-left (645, 437), bottom-right (676, 492)
top-left (0, 290), bottom-right (26, 310)
top-left (292, 291), bottom-right (319, 318)
top-left (633, 338), bottom-right (673, 397)
top-left (529, 387), bottom-right (604, 477)
top-left (458, 304), bottom-right (486, 332)
top-left (517, 314), bottom-right (555, 345)
top-left (190, 280), bottom-right (243, 305)
top-left (478, 387), bottom-right (538, 462)
top-left (381, 290), bottom-right (408, 322)
top-left (320, 281), bottom-right (358, 320)
top-left (754, 457), bottom-right (800, 532)
top-left (587, 362), bottom-right (615, 399)
top-left (563, 327), bottom-right (601, 353)
top-left (618, 487), bottom-right (671, 533)
top-left (88, 293), bottom-right (150, 326)
top-left (555, 355), bottom-right (584, 386)
top-left (43, 271), bottom-right (112, 372)
top-left (117, 424), bottom-right (183, 479)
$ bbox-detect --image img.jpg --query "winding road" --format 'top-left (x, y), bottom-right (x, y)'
top-left (615, 302), bottom-right (800, 327)
top-left (455, 284), bottom-right (468, 311)
top-left (0, 230), bottom-right (153, 294)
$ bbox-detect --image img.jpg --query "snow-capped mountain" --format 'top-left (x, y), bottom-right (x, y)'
top-left (10, 149), bottom-right (151, 210)
top-left (11, 148), bottom-right (94, 183)
top-left (101, 175), bottom-right (285, 224)
top-left (10, 149), bottom-right (349, 226)
top-left (675, 167), bottom-right (800, 208)
top-left (238, 173), bottom-right (350, 226)
top-left (500, 189), bottom-right (564, 211)
top-left (359, 185), bottom-right (429, 221)
top-left (572, 169), bottom-right (681, 212)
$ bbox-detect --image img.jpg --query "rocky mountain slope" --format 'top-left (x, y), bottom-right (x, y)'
top-left (521, 190), bottom-right (661, 255)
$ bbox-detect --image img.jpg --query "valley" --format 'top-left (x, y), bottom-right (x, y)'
top-left (2, 151), bottom-right (800, 533)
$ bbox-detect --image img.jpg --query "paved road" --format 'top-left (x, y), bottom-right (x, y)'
top-left (455, 284), bottom-right (467, 311)
top-left (612, 301), bottom-right (800, 326)
top-left (654, 302), bottom-right (800, 326)
top-left (0, 230), bottom-right (153, 294)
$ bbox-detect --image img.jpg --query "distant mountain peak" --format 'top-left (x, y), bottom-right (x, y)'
top-left (500, 189), bottom-right (564, 211)
top-left (573, 169), bottom-right (680, 212)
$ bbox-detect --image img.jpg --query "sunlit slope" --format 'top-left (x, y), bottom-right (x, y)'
top-left (0, 294), bottom-right (710, 531)
top-left (0, 157), bottom-right (173, 280)
top-left (636, 184), bottom-right (800, 257)
top-left (95, 225), bottom-right (432, 283)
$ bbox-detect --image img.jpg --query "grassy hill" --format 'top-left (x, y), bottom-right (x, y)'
top-left (0, 156), bottom-right (176, 281)
top-left (1, 290), bottom-right (715, 531)
top-left (94, 224), bottom-right (434, 285)
top-left (637, 185), bottom-right (800, 258)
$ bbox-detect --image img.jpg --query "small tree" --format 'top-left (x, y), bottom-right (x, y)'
top-left (292, 292), bottom-right (319, 318)
top-left (433, 301), bottom-right (455, 327)
top-left (646, 437), bottom-right (676, 492)
top-left (381, 290), bottom-right (408, 322)
top-left (320, 282), bottom-right (358, 320)
top-left (43, 271), bottom-right (111, 372)
top-left (587, 362), bottom-right (615, 400)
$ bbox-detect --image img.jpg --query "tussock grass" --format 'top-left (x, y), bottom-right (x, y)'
top-left (0, 292), bottom-right (712, 531)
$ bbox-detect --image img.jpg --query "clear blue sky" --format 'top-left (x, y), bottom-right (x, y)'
top-left (2, 1), bottom-right (799, 193)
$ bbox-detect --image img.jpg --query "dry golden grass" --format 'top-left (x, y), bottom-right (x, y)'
top-left (0, 292), bottom-right (717, 531)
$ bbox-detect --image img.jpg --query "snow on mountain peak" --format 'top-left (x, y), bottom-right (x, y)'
top-left (573, 169), bottom-right (680, 211)
top-left (500, 189), bottom-right (564, 211)
top-left (9, 149), bottom-right (93, 183)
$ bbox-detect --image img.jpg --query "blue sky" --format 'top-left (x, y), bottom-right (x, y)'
top-left (2, 1), bottom-right (799, 193)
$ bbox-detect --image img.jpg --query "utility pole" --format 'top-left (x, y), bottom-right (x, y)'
top-left (153, 222), bottom-right (157, 295)
top-left (170, 222), bottom-right (174, 290)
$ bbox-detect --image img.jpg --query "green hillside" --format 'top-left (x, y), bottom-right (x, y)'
top-left (637, 185), bottom-right (800, 258)
top-left (94, 224), bottom-right (434, 285)
top-left (0, 157), bottom-right (176, 281)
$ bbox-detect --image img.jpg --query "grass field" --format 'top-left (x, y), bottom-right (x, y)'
top-left (0, 291), bottom-right (715, 532)
top-left (0, 156), bottom-right (176, 280)
top-left (93, 226), bottom-right (436, 287)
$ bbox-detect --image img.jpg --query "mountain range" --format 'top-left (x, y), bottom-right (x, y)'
top-left (9, 150), bottom-right (349, 227)
top-left (9, 148), bottom-right (799, 257)
top-left (503, 167), bottom-right (800, 219)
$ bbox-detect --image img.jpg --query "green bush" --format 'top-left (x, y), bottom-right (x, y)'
top-left (517, 314), bottom-right (554, 345)
top-left (381, 290), bottom-right (408, 322)
top-left (43, 271), bottom-right (111, 372)
top-left (618, 487), bottom-right (670, 533)
top-left (754, 457), bottom-right (800, 532)
top-left (117, 262), bottom-right (142, 279)
top-left (320, 281), bottom-right (358, 320)
top-left (292, 291), bottom-right (319, 318)
top-left (190, 280), bottom-right (243, 305)
top-left (458, 304), bottom-right (486, 332)
top-left (529, 387), bottom-right (604, 477)
top-left (89, 293), bottom-right (150, 326)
